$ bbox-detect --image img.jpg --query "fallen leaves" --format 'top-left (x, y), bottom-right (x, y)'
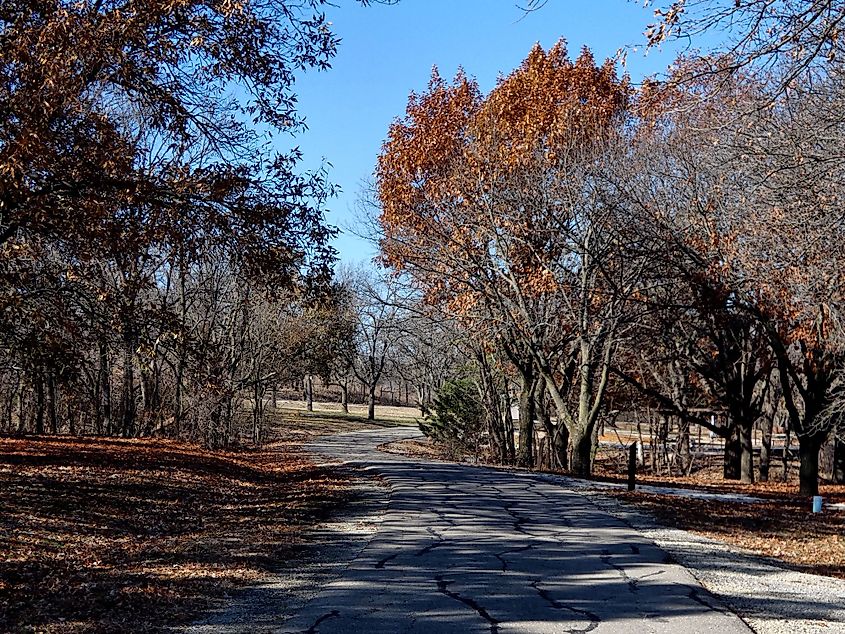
top-left (0, 427), bottom-right (351, 633)
top-left (612, 490), bottom-right (845, 579)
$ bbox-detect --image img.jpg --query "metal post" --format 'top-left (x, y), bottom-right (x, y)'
top-left (628, 441), bottom-right (637, 492)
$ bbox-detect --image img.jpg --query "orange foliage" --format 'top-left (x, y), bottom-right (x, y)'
top-left (377, 41), bottom-right (630, 318)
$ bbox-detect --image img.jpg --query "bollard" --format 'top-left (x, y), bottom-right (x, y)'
top-left (812, 495), bottom-right (823, 513)
top-left (627, 442), bottom-right (637, 492)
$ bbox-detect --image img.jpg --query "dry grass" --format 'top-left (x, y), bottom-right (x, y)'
top-left (378, 438), bottom-right (453, 461)
top-left (273, 400), bottom-right (421, 422)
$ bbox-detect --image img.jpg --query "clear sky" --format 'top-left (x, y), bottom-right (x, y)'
top-left (290, 0), bottom-right (703, 265)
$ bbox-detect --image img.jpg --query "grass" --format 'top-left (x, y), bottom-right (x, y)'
top-left (272, 400), bottom-right (421, 426)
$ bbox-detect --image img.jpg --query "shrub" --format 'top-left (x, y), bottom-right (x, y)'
top-left (419, 378), bottom-right (484, 458)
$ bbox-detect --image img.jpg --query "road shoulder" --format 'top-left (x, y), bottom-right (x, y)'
top-left (181, 472), bottom-right (389, 634)
top-left (581, 485), bottom-right (845, 634)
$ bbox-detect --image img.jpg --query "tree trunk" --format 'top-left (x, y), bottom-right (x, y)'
top-left (173, 364), bottom-right (184, 436)
top-left (121, 332), bottom-right (136, 437)
top-left (253, 383), bottom-right (264, 447)
top-left (67, 401), bottom-right (76, 436)
top-left (723, 422), bottom-right (741, 480)
top-left (739, 418), bottom-right (755, 484)
top-left (798, 436), bottom-right (823, 497)
top-left (4, 384), bottom-right (15, 434)
top-left (16, 378), bottom-right (26, 435)
top-left (367, 384), bottom-right (376, 420)
top-left (759, 414), bottom-right (774, 482)
top-left (503, 393), bottom-right (516, 462)
top-left (833, 435), bottom-right (845, 485)
top-left (516, 374), bottom-right (536, 468)
top-left (340, 379), bottom-right (349, 414)
top-left (569, 427), bottom-right (592, 477)
top-left (677, 416), bottom-right (692, 475)
top-left (534, 376), bottom-right (552, 469)
top-left (174, 258), bottom-right (187, 436)
top-left (34, 372), bottom-right (45, 435)
top-left (782, 420), bottom-right (792, 482)
top-left (305, 375), bottom-right (313, 412)
top-left (553, 422), bottom-right (569, 470)
top-left (98, 342), bottom-right (111, 436)
top-left (224, 396), bottom-right (234, 449)
top-left (487, 414), bottom-right (507, 464)
top-left (47, 371), bottom-right (58, 434)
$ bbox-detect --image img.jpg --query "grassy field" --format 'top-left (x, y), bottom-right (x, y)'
top-left (0, 407), bottom-right (407, 633)
top-left (272, 399), bottom-right (421, 424)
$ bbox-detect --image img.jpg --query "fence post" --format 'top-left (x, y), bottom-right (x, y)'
top-left (628, 441), bottom-right (637, 492)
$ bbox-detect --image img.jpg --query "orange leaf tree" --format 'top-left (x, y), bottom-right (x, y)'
top-left (629, 62), bottom-right (845, 495)
top-left (377, 42), bottom-right (647, 475)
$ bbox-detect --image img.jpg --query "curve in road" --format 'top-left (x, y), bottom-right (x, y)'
top-left (280, 427), bottom-right (751, 634)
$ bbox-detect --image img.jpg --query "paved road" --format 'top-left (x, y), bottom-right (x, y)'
top-left (280, 427), bottom-right (751, 634)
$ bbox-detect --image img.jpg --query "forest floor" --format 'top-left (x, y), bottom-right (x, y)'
top-left (591, 453), bottom-right (845, 581)
top-left (0, 405), bottom-right (416, 633)
top-left (387, 436), bottom-right (845, 581)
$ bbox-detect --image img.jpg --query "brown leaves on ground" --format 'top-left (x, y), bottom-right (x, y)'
top-left (0, 433), bottom-right (350, 633)
top-left (609, 489), bottom-right (845, 580)
top-left (592, 446), bottom-right (845, 578)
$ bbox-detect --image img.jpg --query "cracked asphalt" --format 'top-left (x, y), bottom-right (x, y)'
top-left (279, 427), bottom-right (752, 634)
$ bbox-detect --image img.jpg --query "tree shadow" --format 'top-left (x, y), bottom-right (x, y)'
top-left (0, 436), bottom-right (351, 633)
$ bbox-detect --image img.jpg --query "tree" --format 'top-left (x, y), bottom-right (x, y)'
top-left (626, 62), bottom-right (845, 494)
top-left (647, 0), bottom-right (845, 90)
top-left (377, 42), bottom-right (646, 475)
top-left (736, 77), bottom-right (845, 495)
top-left (615, 73), bottom-right (775, 483)
top-left (0, 0), bottom-right (400, 445)
top-left (420, 378), bottom-right (484, 458)
top-left (345, 270), bottom-right (403, 421)
top-left (1, 1), bottom-right (343, 278)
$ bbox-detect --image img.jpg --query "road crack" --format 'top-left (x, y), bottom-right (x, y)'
top-left (504, 504), bottom-right (531, 534)
top-left (530, 580), bottom-right (601, 632)
top-left (415, 526), bottom-right (446, 557)
top-left (493, 544), bottom-right (533, 572)
top-left (600, 549), bottom-right (638, 594)
top-left (435, 575), bottom-right (500, 634)
top-left (303, 609), bottom-right (339, 634)
top-left (375, 551), bottom-right (400, 569)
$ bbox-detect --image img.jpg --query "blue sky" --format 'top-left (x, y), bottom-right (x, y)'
top-left (290, 0), bottom-right (705, 265)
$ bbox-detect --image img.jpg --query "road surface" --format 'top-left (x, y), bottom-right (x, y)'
top-left (279, 427), bottom-right (751, 633)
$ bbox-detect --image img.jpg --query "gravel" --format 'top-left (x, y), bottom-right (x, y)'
top-left (530, 473), bottom-right (845, 634)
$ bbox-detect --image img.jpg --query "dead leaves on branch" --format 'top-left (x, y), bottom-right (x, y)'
top-left (376, 40), bottom-right (630, 315)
